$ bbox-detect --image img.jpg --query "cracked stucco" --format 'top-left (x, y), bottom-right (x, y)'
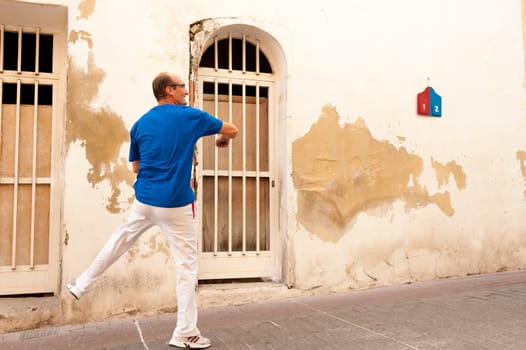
top-left (292, 105), bottom-right (466, 242)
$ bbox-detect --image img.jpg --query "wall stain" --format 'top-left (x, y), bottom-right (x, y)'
top-left (67, 40), bottom-right (135, 213)
top-left (431, 158), bottom-right (467, 189)
top-left (127, 232), bottom-right (171, 262)
top-left (77, 0), bottom-right (96, 20)
top-left (517, 150), bottom-right (526, 198)
top-left (292, 105), bottom-right (463, 242)
top-left (69, 30), bottom-right (93, 49)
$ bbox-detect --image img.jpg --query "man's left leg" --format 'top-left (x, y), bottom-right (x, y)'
top-left (154, 203), bottom-right (209, 348)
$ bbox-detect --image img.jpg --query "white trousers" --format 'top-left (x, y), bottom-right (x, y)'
top-left (74, 200), bottom-right (200, 338)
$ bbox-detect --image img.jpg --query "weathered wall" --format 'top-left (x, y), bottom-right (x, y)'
top-left (292, 106), bottom-right (462, 243)
top-left (7, 0), bottom-right (525, 328)
top-left (286, 0), bottom-right (526, 290)
top-left (60, 0), bottom-right (188, 323)
top-left (291, 104), bottom-right (526, 290)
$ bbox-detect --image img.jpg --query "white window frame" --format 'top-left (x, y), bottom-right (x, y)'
top-left (0, 0), bottom-right (67, 295)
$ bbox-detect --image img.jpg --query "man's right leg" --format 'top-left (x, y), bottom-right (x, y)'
top-left (69, 201), bottom-right (154, 298)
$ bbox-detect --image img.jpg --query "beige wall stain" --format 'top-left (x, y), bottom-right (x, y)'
top-left (127, 232), bottom-right (171, 262)
top-left (67, 39), bottom-right (135, 213)
top-left (517, 150), bottom-right (526, 198)
top-left (431, 158), bottom-right (467, 189)
top-left (292, 105), bottom-right (462, 242)
top-left (69, 30), bottom-right (94, 49)
top-left (77, 0), bottom-right (96, 20)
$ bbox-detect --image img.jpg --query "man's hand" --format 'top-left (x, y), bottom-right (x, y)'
top-left (216, 135), bottom-right (231, 148)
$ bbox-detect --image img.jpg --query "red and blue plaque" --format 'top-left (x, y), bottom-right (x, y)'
top-left (417, 86), bottom-right (442, 117)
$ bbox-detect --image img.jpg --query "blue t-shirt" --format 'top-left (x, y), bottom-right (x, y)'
top-left (129, 104), bottom-right (223, 208)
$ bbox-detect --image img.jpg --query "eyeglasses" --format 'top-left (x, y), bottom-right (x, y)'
top-left (169, 83), bottom-right (186, 89)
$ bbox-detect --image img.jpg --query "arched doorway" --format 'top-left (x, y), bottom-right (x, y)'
top-left (193, 27), bottom-right (282, 281)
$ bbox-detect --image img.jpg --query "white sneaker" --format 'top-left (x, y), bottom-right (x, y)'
top-left (66, 283), bottom-right (82, 300)
top-left (169, 335), bottom-right (211, 349)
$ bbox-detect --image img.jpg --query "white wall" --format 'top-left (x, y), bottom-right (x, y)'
top-left (22, 0), bottom-right (526, 323)
top-left (287, 0), bottom-right (526, 291)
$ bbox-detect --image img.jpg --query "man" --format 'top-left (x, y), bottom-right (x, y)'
top-left (67, 72), bottom-right (238, 349)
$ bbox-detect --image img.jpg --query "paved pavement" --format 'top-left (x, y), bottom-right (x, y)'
top-left (1, 270), bottom-right (525, 350)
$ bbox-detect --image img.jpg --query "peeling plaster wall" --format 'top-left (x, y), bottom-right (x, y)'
top-left (292, 105), bottom-right (462, 243)
top-left (284, 0), bottom-right (526, 290)
top-left (291, 105), bottom-right (526, 290)
top-left (8, 0), bottom-right (526, 329)
top-left (58, 0), bottom-right (190, 323)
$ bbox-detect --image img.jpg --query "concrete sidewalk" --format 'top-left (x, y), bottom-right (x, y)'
top-left (1, 270), bottom-right (525, 350)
